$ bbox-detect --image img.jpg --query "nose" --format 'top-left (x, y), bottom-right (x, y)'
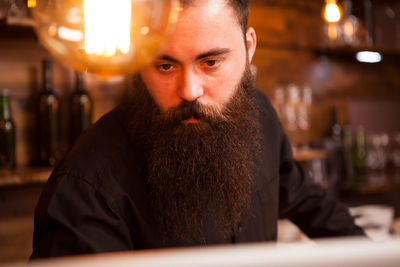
top-left (178, 69), bottom-right (204, 102)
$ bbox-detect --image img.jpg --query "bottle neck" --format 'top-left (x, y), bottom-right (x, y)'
top-left (75, 73), bottom-right (86, 93)
top-left (0, 94), bottom-right (11, 120)
top-left (344, 0), bottom-right (354, 17)
top-left (330, 107), bottom-right (338, 125)
top-left (355, 127), bottom-right (366, 151)
top-left (329, 107), bottom-right (341, 140)
top-left (42, 60), bottom-right (53, 92)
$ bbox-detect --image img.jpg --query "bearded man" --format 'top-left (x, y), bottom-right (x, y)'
top-left (31, 0), bottom-right (363, 259)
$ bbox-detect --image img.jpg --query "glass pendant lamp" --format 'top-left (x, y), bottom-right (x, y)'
top-left (31, 0), bottom-right (179, 76)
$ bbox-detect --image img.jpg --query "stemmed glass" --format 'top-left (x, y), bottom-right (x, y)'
top-left (274, 83), bottom-right (313, 152)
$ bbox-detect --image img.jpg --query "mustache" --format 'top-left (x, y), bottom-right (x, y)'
top-left (161, 100), bottom-right (228, 126)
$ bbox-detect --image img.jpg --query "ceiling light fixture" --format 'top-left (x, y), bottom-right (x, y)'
top-left (324, 0), bottom-right (342, 23)
top-left (30, 0), bottom-right (179, 76)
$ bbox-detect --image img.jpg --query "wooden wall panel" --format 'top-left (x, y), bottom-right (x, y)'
top-left (249, 0), bottom-right (324, 48)
top-left (249, 0), bottom-right (400, 143)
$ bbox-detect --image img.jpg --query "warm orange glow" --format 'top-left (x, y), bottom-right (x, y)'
top-left (327, 23), bottom-right (339, 40)
top-left (32, 0), bottom-right (179, 76)
top-left (324, 0), bottom-right (341, 23)
top-left (343, 20), bottom-right (355, 37)
top-left (27, 0), bottom-right (37, 8)
top-left (84, 0), bottom-right (132, 56)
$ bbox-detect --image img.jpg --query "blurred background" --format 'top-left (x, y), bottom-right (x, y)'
top-left (1, 0), bottom-right (400, 263)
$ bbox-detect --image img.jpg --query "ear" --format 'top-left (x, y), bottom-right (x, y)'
top-left (246, 27), bottom-right (257, 63)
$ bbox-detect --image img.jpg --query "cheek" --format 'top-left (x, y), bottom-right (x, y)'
top-left (205, 76), bottom-right (237, 105)
top-left (140, 70), bottom-right (178, 110)
top-left (156, 80), bottom-right (177, 101)
top-left (206, 65), bottom-right (244, 106)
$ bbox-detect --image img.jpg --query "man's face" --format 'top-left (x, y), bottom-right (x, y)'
top-left (140, 0), bottom-right (256, 116)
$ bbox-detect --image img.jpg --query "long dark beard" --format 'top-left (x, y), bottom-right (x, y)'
top-left (128, 66), bottom-right (261, 243)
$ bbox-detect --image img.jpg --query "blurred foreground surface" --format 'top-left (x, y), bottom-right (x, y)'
top-left (3, 237), bottom-right (399, 267)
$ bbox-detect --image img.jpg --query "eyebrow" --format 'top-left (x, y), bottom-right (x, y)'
top-left (195, 48), bottom-right (231, 60)
top-left (156, 48), bottom-right (231, 64)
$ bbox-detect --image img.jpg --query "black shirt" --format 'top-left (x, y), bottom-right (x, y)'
top-left (31, 90), bottom-right (363, 258)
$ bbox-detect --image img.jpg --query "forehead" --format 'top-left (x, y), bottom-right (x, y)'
top-left (161, 0), bottom-right (244, 59)
top-left (178, 0), bottom-right (239, 34)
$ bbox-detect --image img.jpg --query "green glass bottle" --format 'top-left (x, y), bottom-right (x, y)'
top-left (342, 125), bottom-right (354, 187)
top-left (70, 72), bottom-right (93, 144)
top-left (352, 126), bottom-right (367, 185)
top-left (38, 59), bottom-right (61, 166)
top-left (0, 89), bottom-right (16, 169)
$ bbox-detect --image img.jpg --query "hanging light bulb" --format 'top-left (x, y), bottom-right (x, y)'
top-left (83, 0), bottom-right (132, 56)
top-left (27, 0), bottom-right (37, 8)
top-left (30, 0), bottom-right (179, 76)
top-left (324, 0), bottom-right (342, 23)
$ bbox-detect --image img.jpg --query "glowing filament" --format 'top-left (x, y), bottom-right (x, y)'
top-left (28, 0), bottom-right (37, 8)
top-left (324, 0), bottom-right (341, 23)
top-left (84, 0), bottom-right (132, 56)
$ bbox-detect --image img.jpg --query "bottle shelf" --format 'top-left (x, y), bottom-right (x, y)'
top-left (0, 17), bottom-right (36, 39)
top-left (312, 45), bottom-right (400, 63)
top-left (342, 167), bottom-right (400, 194)
top-left (293, 148), bottom-right (326, 162)
top-left (6, 16), bottom-right (35, 27)
top-left (0, 167), bottom-right (51, 187)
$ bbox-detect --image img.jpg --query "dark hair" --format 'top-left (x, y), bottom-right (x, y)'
top-left (180, 0), bottom-right (249, 34)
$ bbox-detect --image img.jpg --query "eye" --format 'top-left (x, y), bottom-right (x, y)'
top-left (205, 60), bottom-right (217, 67)
top-left (155, 63), bottom-right (176, 73)
top-left (201, 59), bottom-right (222, 69)
top-left (159, 64), bottom-right (173, 71)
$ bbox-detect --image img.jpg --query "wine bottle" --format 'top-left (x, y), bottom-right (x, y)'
top-left (38, 59), bottom-right (61, 166)
top-left (352, 126), bottom-right (367, 185)
top-left (70, 72), bottom-right (93, 144)
top-left (0, 89), bottom-right (16, 169)
top-left (342, 125), bottom-right (354, 186)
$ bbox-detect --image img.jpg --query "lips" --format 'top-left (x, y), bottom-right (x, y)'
top-left (184, 116), bottom-right (199, 123)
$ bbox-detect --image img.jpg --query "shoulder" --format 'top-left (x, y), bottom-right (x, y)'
top-left (50, 104), bottom-right (138, 189)
top-left (35, 104), bottom-right (147, 224)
